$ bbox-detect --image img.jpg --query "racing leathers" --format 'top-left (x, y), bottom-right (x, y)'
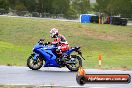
top-left (51, 34), bottom-right (69, 55)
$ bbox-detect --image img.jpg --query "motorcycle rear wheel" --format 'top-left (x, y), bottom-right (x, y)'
top-left (27, 55), bottom-right (43, 70)
top-left (66, 55), bottom-right (82, 72)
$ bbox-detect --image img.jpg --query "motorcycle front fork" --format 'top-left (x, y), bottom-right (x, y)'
top-left (32, 53), bottom-right (39, 61)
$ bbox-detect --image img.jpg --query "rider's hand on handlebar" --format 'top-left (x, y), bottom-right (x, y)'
top-left (47, 42), bottom-right (51, 44)
top-left (44, 42), bottom-right (51, 45)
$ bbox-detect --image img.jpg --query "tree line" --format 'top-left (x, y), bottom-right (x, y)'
top-left (0, 0), bottom-right (90, 19)
top-left (95, 0), bottom-right (132, 18)
top-left (0, 0), bottom-right (131, 19)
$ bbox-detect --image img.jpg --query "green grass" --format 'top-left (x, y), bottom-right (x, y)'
top-left (0, 16), bottom-right (132, 69)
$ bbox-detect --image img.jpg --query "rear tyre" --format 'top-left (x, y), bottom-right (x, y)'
top-left (27, 55), bottom-right (43, 70)
top-left (66, 55), bottom-right (82, 72)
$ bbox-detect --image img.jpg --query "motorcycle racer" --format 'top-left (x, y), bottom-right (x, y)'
top-left (50, 28), bottom-right (69, 55)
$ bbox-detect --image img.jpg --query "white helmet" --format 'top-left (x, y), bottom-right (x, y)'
top-left (50, 28), bottom-right (59, 38)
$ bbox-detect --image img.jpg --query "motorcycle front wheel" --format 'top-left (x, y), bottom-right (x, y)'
top-left (27, 55), bottom-right (43, 70)
top-left (66, 55), bottom-right (82, 72)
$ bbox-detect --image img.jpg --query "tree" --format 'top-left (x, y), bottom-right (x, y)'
top-left (0, 0), bottom-right (9, 11)
top-left (111, 0), bottom-right (132, 17)
top-left (64, 5), bottom-right (78, 19)
top-left (15, 2), bottom-right (26, 11)
top-left (79, 0), bottom-right (90, 14)
top-left (71, 0), bottom-right (90, 14)
top-left (8, 0), bottom-right (16, 10)
top-left (95, 0), bottom-right (132, 17)
top-left (52, 0), bottom-right (70, 14)
top-left (22, 0), bottom-right (36, 12)
top-left (95, 0), bottom-right (111, 15)
top-left (36, 0), bottom-right (53, 13)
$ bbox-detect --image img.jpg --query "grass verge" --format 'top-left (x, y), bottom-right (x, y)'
top-left (0, 16), bottom-right (132, 69)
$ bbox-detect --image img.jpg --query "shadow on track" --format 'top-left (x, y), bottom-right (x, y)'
top-left (27, 67), bottom-right (77, 73)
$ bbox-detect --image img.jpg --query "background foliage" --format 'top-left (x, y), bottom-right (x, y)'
top-left (0, 0), bottom-right (131, 18)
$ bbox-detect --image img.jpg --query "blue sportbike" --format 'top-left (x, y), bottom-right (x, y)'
top-left (27, 39), bottom-right (84, 71)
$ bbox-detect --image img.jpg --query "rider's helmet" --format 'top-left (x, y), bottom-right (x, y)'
top-left (50, 28), bottom-right (59, 38)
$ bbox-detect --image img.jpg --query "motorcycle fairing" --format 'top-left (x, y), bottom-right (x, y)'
top-left (64, 48), bottom-right (76, 55)
top-left (34, 45), bottom-right (60, 67)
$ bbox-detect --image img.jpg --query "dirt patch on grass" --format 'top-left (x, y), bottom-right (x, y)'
top-left (79, 26), bottom-right (132, 41)
top-left (110, 66), bottom-right (132, 71)
top-left (95, 66), bottom-right (132, 70)
top-left (84, 30), bottom-right (116, 41)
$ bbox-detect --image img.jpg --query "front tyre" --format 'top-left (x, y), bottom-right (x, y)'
top-left (66, 55), bottom-right (82, 72)
top-left (27, 55), bottom-right (43, 70)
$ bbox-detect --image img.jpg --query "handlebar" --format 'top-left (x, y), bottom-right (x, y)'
top-left (38, 39), bottom-right (45, 45)
top-left (39, 39), bottom-right (45, 41)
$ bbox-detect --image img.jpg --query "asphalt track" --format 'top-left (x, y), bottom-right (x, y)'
top-left (0, 66), bottom-right (132, 88)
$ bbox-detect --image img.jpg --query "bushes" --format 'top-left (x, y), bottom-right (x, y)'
top-left (0, 0), bottom-right (9, 14)
top-left (15, 3), bottom-right (27, 16)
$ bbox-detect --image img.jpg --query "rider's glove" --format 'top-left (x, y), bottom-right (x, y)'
top-left (56, 48), bottom-right (60, 52)
top-left (56, 46), bottom-right (62, 54)
top-left (47, 42), bottom-right (51, 44)
top-left (44, 42), bottom-right (50, 45)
